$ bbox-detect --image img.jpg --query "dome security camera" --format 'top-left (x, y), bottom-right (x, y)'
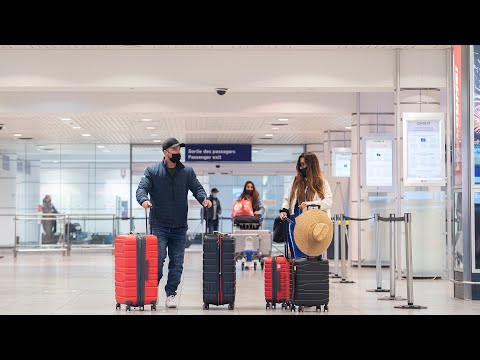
top-left (215, 164), bottom-right (221, 168)
top-left (0, 124), bottom-right (3, 131)
top-left (215, 88), bottom-right (228, 96)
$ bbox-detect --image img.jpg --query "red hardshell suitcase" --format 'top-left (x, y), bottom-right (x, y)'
top-left (115, 208), bottom-right (158, 311)
top-left (264, 256), bottom-right (290, 309)
top-left (264, 219), bottom-right (290, 310)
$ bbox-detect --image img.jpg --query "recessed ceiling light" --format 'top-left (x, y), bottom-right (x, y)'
top-left (272, 127), bottom-right (279, 130)
top-left (265, 134), bottom-right (273, 137)
top-left (345, 126), bottom-right (352, 130)
top-left (141, 118), bottom-right (152, 122)
top-left (60, 118), bottom-right (71, 121)
top-left (97, 145), bottom-right (105, 148)
top-left (14, 134), bottom-right (22, 137)
top-left (37, 145), bottom-right (45, 148)
top-left (81, 134), bottom-right (91, 137)
top-left (151, 134), bottom-right (158, 137)
top-left (103, 150), bottom-right (111, 153)
top-left (145, 127), bottom-right (156, 130)
top-left (72, 126), bottom-right (81, 129)
top-left (153, 139), bottom-right (162, 143)
top-left (278, 118), bottom-right (288, 121)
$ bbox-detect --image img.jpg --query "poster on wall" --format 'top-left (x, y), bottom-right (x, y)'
top-left (453, 45), bottom-right (462, 186)
top-left (403, 112), bottom-right (445, 187)
top-left (362, 134), bottom-right (395, 192)
top-left (331, 148), bottom-right (351, 177)
top-left (474, 45), bottom-right (480, 184)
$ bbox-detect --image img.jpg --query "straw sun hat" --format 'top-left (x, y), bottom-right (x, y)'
top-left (294, 209), bottom-right (333, 256)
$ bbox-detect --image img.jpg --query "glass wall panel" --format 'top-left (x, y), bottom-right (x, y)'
top-left (454, 191), bottom-right (463, 270)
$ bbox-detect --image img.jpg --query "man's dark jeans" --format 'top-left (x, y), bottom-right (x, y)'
top-left (151, 225), bottom-right (187, 297)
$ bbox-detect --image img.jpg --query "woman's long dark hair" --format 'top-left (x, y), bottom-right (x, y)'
top-left (289, 152), bottom-right (325, 209)
top-left (238, 181), bottom-right (260, 211)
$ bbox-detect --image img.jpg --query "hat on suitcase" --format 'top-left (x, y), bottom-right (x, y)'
top-left (294, 209), bottom-right (333, 256)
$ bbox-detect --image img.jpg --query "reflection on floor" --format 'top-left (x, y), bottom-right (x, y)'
top-left (0, 248), bottom-right (479, 315)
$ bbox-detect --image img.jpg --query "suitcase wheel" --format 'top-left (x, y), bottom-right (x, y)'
top-left (151, 304), bottom-right (157, 311)
top-left (140, 306), bottom-right (144, 311)
top-left (254, 262), bottom-right (257, 271)
top-left (300, 306), bottom-right (305, 313)
top-left (260, 260), bottom-right (264, 270)
top-left (126, 305), bottom-right (131, 311)
top-left (272, 303), bottom-right (276, 310)
top-left (266, 302), bottom-right (270, 310)
top-left (115, 303), bottom-right (121, 310)
top-left (324, 305), bottom-right (328, 312)
top-left (316, 306), bottom-right (320, 312)
top-left (241, 262), bottom-right (245, 271)
top-left (203, 303), bottom-right (209, 310)
top-left (228, 303), bottom-right (234, 310)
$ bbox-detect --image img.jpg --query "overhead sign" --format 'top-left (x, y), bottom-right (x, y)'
top-left (186, 144), bottom-right (252, 162)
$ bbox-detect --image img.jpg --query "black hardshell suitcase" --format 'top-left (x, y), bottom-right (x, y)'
top-left (290, 256), bottom-right (329, 312)
top-left (203, 232), bottom-right (236, 310)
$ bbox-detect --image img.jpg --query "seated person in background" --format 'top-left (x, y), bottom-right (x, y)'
top-left (232, 181), bottom-right (266, 227)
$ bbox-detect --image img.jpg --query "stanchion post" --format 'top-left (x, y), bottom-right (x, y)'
top-left (334, 214), bottom-right (355, 284)
top-left (332, 215), bottom-right (340, 278)
top-left (375, 213), bottom-right (381, 288)
top-left (379, 214), bottom-right (405, 300)
top-left (340, 214), bottom-right (346, 280)
top-left (405, 212), bottom-right (413, 304)
top-left (394, 213), bottom-right (427, 309)
top-left (390, 213), bottom-right (396, 298)
top-left (367, 213), bottom-right (389, 292)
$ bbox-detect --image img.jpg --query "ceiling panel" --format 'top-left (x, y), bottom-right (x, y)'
top-left (0, 113), bottom-right (351, 145)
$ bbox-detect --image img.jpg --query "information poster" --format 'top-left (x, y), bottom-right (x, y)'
top-left (403, 113), bottom-right (445, 186)
top-left (362, 134), bottom-right (394, 192)
top-left (332, 148), bottom-right (351, 177)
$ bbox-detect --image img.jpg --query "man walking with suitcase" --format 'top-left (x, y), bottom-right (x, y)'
top-left (136, 137), bottom-right (212, 309)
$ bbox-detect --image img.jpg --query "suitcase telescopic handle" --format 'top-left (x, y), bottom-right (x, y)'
top-left (307, 204), bottom-right (321, 210)
top-left (145, 205), bottom-right (152, 235)
top-left (145, 260), bottom-right (149, 280)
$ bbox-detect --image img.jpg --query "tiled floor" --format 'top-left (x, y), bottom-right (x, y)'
top-left (0, 248), bottom-right (479, 315)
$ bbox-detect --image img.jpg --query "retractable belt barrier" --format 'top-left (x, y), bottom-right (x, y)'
top-left (331, 214), bottom-right (376, 284)
top-left (371, 213), bottom-right (426, 310)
